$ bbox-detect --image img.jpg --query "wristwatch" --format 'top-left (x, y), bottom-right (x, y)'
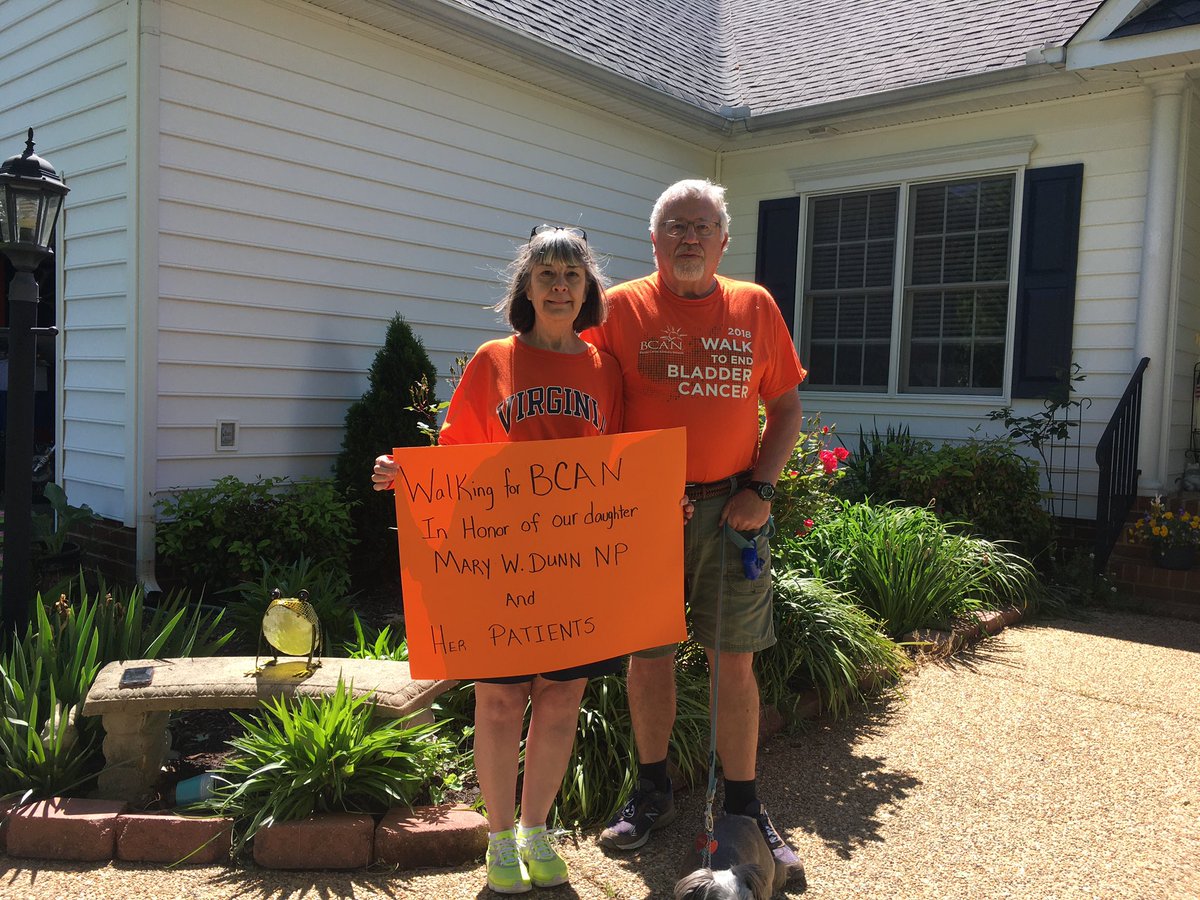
top-left (744, 480), bottom-right (776, 501)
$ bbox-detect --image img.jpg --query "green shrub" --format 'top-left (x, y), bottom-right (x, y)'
top-left (155, 476), bottom-right (355, 593)
top-left (789, 500), bottom-right (1039, 636)
top-left (203, 679), bottom-right (455, 855)
top-left (756, 574), bottom-right (909, 719)
top-left (839, 429), bottom-right (1053, 559)
top-left (222, 555), bottom-right (357, 651)
top-left (332, 314), bottom-right (439, 587)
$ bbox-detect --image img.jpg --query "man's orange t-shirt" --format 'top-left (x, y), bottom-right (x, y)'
top-left (585, 273), bottom-right (806, 483)
top-left (439, 336), bottom-right (623, 446)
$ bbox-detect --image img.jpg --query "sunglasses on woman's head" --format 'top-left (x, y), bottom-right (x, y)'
top-left (530, 224), bottom-right (587, 243)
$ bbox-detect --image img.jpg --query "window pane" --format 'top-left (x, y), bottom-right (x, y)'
top-left (812, 199), bottom-right (840, 242)
top-left (945, 182), bottom-right (978, 232)
top-left (807, 343), bottom-right (835, 385)
top-left (865, 240), bottom-right (894, 287)
top-left (869, 192), bottom-right (897, 239)
top-left (910, 291), bottom-right (942, 338)
top-left (911, 236), bottom-right (943, 284)
top-left (837, 243), bottom-right (865, 288)
top-left (811, 246), bottom-right (838, 290)
top-left (810, 298), bottom-right (838, 339)
top-left (976, 231), bottom-right (1009, 280)
top-left (908, 343), bottom-right (939, 388)
top-left (913, 186), bottom-right (944, 236)
top-left (840, 195), bottom-right (868, 241)
top-left (836, 344), bottom-right (864, 385)
top-left (943, 234), bottom-right (976, 282)
top-left (979, 178), bottom-right (1013, 228)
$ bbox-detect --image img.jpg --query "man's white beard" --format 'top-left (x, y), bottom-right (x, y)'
top-left (670, 257), bottom-right (705, 282)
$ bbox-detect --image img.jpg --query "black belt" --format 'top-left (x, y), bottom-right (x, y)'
top-left (685, 471), bottom-right (752, 501)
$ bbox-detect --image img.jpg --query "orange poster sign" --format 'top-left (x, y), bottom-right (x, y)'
top-left (392, 428), bottom-right (687, 679)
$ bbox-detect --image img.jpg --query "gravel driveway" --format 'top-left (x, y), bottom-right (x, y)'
top-left (2, 609), bottom-right (1197, 899)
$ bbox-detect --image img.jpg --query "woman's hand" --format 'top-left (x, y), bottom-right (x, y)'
top-left (371, 454), bottom-right (397, 492)
top-left (681, 494), bottom-right (695, 524)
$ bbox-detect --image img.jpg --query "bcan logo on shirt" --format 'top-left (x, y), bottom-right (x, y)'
top-left (495, 385), bottom-right (607, 435)
top-left (639, 325), bottom-right (686, 353)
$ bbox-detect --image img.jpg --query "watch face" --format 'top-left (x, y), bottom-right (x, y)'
top-left (752, 482), bottom-right (775, 500)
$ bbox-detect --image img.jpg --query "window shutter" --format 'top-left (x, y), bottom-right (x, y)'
top-left (1011, 163), bottom-right (1083, 398)
top-left (755, 197), bottom-right (801, 336)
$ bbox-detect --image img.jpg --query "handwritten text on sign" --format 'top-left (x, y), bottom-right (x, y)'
top-left (393, 428), bottom-right (686, 679)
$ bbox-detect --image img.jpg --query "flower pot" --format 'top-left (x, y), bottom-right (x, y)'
top-left (1151, 544), bottom-right (1195, 570)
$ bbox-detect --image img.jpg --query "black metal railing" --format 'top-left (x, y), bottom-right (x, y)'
top-left (1094, 356), bottom-right (1150, 572)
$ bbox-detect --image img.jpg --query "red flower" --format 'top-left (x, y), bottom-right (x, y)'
top-left (834, 446), bottom-right (850, 461)
top-left (822, 426), bottom-right (829, 434)
top-left (787, 469), bottom-right (799, 478)
top-left (804, 518), bottom-right (814, 529)
top-left (819, 449), bottom-right (837, 474)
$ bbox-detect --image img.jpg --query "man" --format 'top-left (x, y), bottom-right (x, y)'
top-left (584, 179), bottom-right (807, 880)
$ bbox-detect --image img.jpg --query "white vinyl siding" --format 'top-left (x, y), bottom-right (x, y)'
top-left (721, 89), bottom-right (1155, 519)
top-left (152, 0), bottom-right (711, 490)
top-left (0, 0), bottom-right (132, 522)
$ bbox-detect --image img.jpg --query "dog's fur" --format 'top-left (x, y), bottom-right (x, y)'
top-left (673, 814), bottom-right (789, 900)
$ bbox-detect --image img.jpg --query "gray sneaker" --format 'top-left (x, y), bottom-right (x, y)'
top-left (598, 779), bottom-right (676, 850)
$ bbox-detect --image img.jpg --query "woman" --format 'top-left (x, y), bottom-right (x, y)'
top-left (372, 225), bottom-right (624, 895)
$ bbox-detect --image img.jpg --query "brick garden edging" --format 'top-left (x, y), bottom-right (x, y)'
top-left (1, 605), bottom-right (1022, 872)
top-left (2, 800), bottom-right (487, 871)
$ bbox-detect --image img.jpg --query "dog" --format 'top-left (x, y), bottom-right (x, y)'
top-left (673, 814), bottom-right (790, 899)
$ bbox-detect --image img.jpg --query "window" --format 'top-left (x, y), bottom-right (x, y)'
top-left (801, 174), bottom-right (1015, 395)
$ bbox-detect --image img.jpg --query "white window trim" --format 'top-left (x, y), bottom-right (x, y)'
top-left (793, 141), bottom-right (1032, 402)
top-left (788, 136), bottom-right (1036, 195)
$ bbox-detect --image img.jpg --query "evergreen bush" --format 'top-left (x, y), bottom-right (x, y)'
top-left (333, 314), bottom-right (439, 586)
top-left (154, 475), bottom-right (354, 593)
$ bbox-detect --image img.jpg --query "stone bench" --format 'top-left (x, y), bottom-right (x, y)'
top-left (81, 657), bottom-right (458, 803)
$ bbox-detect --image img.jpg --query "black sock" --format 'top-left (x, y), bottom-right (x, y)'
top-left (723, 779), bottom-right (758, 816)
top-left (638, 759), bottom-right (671, 793)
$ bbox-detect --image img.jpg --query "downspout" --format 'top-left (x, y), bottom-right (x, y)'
top-left (1133, 74), bottom-right (1187, 494)
top-left (130, 0), bottom-right (162, 591)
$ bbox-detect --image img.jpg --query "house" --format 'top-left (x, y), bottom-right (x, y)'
top-left (3, 0), bottom-right (1198, 582)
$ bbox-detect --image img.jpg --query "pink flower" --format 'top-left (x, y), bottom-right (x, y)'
top-left (834, 446), bottom-right (850, 461)
top-left (819, 449), bottom-right (838, 474)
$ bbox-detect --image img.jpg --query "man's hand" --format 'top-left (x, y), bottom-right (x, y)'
top-left (371, 454), bottom-right (397, 491)
top-left (719, 489), bottom-right (771, 531)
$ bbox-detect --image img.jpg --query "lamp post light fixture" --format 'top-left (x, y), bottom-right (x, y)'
top-left (1, 128), bottom-right (69, 636)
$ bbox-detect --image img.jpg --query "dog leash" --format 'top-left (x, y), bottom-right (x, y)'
top-left (698, 515), bottom-right (774, 869)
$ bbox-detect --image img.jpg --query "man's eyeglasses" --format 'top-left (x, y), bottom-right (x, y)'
top-left (530, 224), bottom-right (587, 242)
top-left (660, 219), bottom-right (721, 238)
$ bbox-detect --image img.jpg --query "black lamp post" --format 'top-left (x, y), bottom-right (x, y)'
top-left (1, 128), bottom-right (69, 636)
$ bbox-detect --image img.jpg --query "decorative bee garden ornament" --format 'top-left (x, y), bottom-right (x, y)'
top-left (254, 588), bottom-right (323, 677)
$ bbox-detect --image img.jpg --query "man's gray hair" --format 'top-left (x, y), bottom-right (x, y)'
top-left (650, 179), bottom-right (731, 235)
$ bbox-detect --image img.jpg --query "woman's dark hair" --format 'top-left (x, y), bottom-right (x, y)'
top-left (497, 228), bottom-right (608, 334)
